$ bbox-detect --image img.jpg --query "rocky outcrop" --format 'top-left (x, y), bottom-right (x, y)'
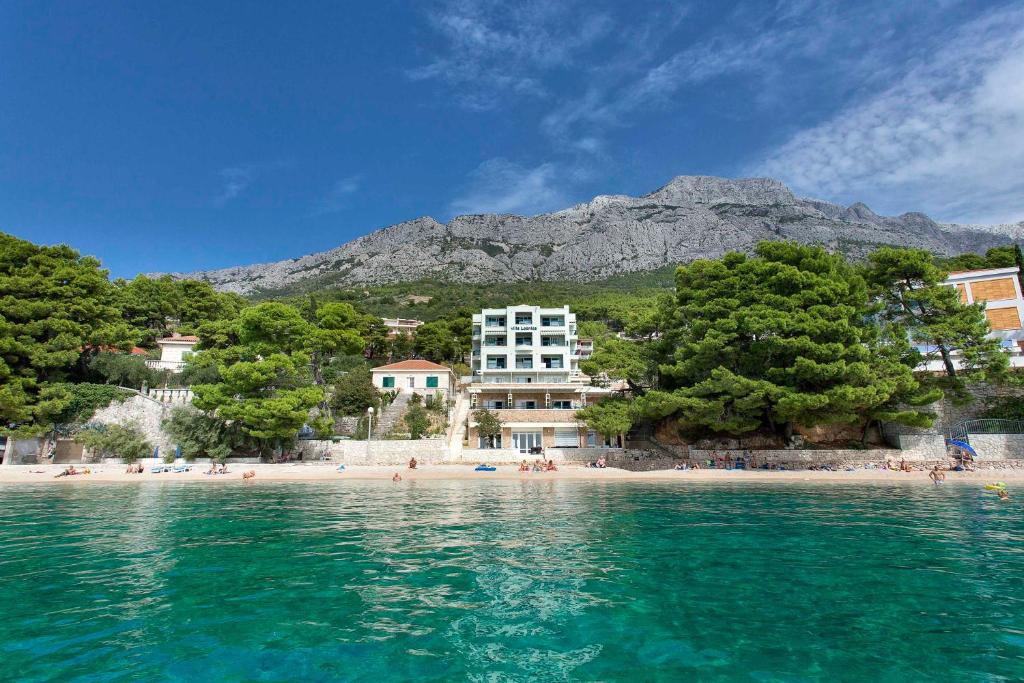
top-left (166, 176), bottom-right (1021, 294)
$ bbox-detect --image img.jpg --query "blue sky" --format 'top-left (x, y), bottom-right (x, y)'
top-left (3, 0), bottom-right (1023, 278)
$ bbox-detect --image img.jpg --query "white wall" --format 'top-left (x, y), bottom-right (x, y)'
top-left (372, 370), bottom-right (454, 397)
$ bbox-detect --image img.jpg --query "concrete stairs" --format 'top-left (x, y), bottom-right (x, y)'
top-left (447, 390), bottom-right (471, 454)
top-left (375, 390), bottom-right (411, 437)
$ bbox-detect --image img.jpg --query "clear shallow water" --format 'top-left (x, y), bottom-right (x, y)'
top-left (0, 482), bottom-right (1021, 682)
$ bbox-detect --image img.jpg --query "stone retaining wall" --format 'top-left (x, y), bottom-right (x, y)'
top-left (966, 434), bottom-right (1024, 460)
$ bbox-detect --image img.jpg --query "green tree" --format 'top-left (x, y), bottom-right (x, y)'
top-left (414, 320), bottom-right (462, 362)
top-left (163, 406), bottom-right (245, 462)
top-left (865, 246), bottom-right (1007, 381)
top-left (642, 242), bottom-right (934, 439)
top-left (330, 366), bottom-right (380, 416)
top-left (390, 332), bottom-right (414, 360)
top-left (0, 233), bottom-right (136, 434)
top-left (581, 337), bottom-right (657, 394)
top-left (88, 352), bottom-right (161, 389)
top-left (473, 408), bottom-right (503, 448)
top-left (192, 353), bottom-right (323, 455)
top-left (76, 423), bottom-right (153, 463)
top-left (576, 398), bottom-right (633, 442)
top-left (404, 402), bottom-right (429, 439)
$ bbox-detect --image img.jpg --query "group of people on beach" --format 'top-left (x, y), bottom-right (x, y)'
top-left (205, 464), bottom-right (230, 475)
top-left (518, 459), bottom-right (558, 472)
top-left (124, 463), bottom-right (144, 474)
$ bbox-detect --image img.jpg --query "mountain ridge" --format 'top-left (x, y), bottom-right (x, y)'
top-left (165, 175), bottom-right (1023, 294)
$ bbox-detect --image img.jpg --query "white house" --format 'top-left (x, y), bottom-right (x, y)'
top-left (920, 266), bottom-right (1024, 371)
top-left (146, 335), bottom-right (199, 372)
top-left (371, 359), bottom-right (457, 399)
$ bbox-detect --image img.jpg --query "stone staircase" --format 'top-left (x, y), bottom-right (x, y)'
top-left (447, 390), bottom-right (471, 452)
top-left (375, 390), bottom-right (412, 437)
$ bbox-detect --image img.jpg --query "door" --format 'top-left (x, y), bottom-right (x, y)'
top-left (512, 432), bottom-right (542, 453)
top-left (554, 428), bottom-right (578, 448)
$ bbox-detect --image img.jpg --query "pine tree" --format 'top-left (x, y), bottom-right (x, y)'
top-left (639, 242), bottom-right (934, 439)
top-left (865, 247), bottom-right (1007, 381)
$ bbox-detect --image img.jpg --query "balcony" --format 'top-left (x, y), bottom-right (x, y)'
top-left (471, 409), bottom-right (582, 424)
top-left (145, 359), bottom-right (186, 372)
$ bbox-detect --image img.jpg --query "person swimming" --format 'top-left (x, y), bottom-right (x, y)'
top-left (392, 473), bottom-right (402, 482)
top-left (997, 488), bottom-right (1010, 501)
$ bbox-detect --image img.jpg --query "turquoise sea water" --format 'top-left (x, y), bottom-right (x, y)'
top-left (0, 481), bottom-right (1021, 682)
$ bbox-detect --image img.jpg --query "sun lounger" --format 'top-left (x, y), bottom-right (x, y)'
top-left (173, 464), bottom-right (193, 473)
top-left (150, 465), bottom-right (172, 473)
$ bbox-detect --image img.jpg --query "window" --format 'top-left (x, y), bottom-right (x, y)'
top-left (515, 400), bottom-right (537, 409)
top-left (515, 356), bottom-right (533, 369)
top-left (542, 356), bottom-right (563, 369)
top-left (407, 377), bottom-right (415, 388)
top-left (483, 400), bottom-right (505, 409)
top-left (515, 313), bottom-right (533, 325)
top-left (551, 400), bottom-right (573, 409)
top-left (971, 278), bottom-right (1017, 302)
top-left (484, 336), bottom-right (507, 346)
top-left (382, 376), bottom-right (395, 388)
top-left (515, 334), bottom-right (532, 346)
top-left (485, 316), bottom-right (506, 327)
top-left (514, 376), bottom-right (533, 384)
top-left (426, 376), bottom-right (439, 388)
top-left (486, 356), bottom-right (507, 369)
top-left (541, 337), bottom-right (564, 347)
top-left (541, 316), bottom-right (564, 327)
top-left (986, 307), bottom-right (1022, 330)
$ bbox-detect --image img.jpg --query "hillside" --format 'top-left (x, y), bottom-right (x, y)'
top-left (167, 175), bottom-right (1022, 295)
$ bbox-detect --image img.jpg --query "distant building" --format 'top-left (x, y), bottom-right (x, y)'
top-left (146, 335), bottom-right (199, 372)
top-left (922, 266), bottom-right (1024, 370)
top-left (577, 337), bottom-right (594, 362)
top-left (467, 305), bottom-right (611, 452)
top-left (381, 318), bottom-right (424, 338)
top-left (371, 359), bottom-right (457, 399)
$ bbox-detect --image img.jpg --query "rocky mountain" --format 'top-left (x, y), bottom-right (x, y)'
top-left (168, 176), bottom-right (1021, 294)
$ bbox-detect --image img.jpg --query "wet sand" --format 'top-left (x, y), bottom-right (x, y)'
top-left (3, 463), bottom-right (1022, 485)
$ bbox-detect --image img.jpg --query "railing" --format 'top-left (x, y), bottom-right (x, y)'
top-left (948, 419), bottom-right (1024, 444)
top-left (145, 360), bottom-right (186, 371)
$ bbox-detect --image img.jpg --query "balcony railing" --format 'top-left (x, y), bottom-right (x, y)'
top-left (145, 360), bottom-right (186, 372)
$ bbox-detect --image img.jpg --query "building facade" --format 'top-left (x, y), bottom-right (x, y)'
top-left (468, 305), bottom-right (609, 452)
top-left (371, 359), bottom-right (457, 399)
top-left (381, 318), bottom-right (424, 338)
top-left (145, 335), bottom-right (199, 372)
top-left (928, 266), bottom-right (1024, 370)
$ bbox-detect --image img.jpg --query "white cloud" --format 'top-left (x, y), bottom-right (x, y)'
top-left (214, 166), bottom-right (254, 205)
top-left (311, 175), bottom-right (361, 216)
top-left (752, 7), bottom-right (1024, 223)
top-left (449, 158), bottom-right (570, 216)
top-left (409, 0), bottom-right (613, 110)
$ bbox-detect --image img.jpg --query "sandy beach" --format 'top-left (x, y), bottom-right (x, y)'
top-left (3, 462), bottom-right (1023, 485)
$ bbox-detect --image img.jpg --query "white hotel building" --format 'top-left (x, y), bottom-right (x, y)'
top-left (467, 305), bottom-right (610, 452)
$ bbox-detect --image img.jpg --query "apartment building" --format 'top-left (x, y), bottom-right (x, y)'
top-left (468, 305), bottom-right (609, 452)
top-left (925, 266), bottom-right (1024, 370)
top-left (381, 317), bottom-right (424, 338)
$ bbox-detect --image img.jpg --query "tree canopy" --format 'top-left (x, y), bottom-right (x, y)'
top-left (637, 242), bottom-right (936, 439)
top-left (0, 233), bottom-right (136, 434)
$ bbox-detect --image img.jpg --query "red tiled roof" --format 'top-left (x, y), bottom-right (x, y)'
top-left (158, 335), bottom-right (200, 343)
top-left (372, 359), bottom-right (452, 372)
top-left (130, 347), bottom-right (149, 355)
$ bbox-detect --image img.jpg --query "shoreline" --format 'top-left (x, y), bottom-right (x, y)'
top-left (2, 463), bottom-right (1022, 485)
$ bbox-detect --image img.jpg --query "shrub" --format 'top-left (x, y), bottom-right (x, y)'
top-left (404, 403), bottom-right (429, 439)
top-left (76, 423), bottom-right (152, 463)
